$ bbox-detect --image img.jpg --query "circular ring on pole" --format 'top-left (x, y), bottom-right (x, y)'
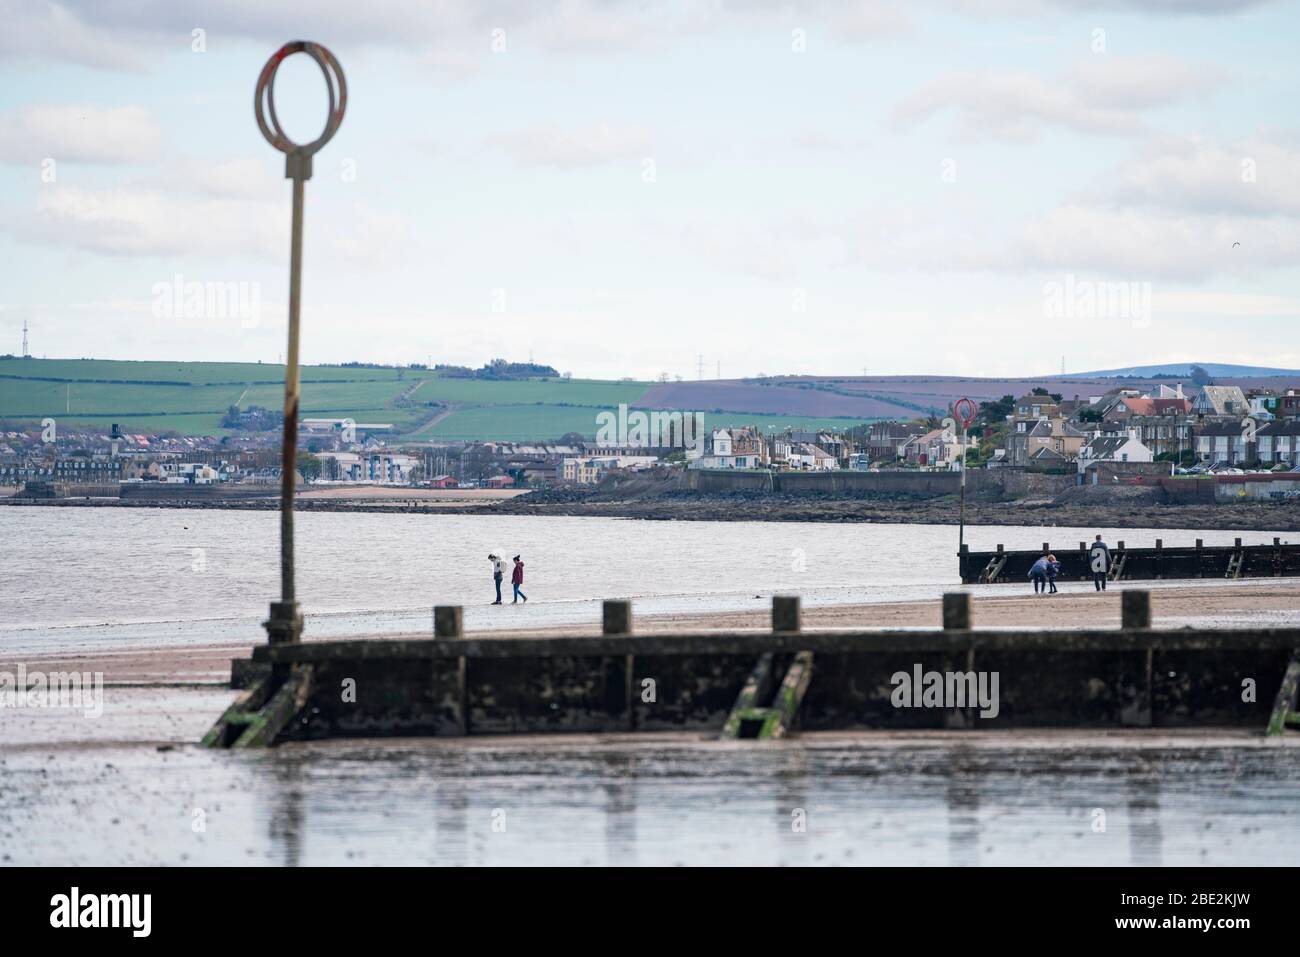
top-left (254, 41), bottom-right (347, 157)
top-left (953, 396), bottom-right (978, 430)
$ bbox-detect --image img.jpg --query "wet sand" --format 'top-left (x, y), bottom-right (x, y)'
top-left (8, 578), bottom-right (1299, 685)
top-left (3, 719), bottom-right (1298, 865)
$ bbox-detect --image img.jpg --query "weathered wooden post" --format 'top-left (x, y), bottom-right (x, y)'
top-left (603, 599), bottom-right (633, 636)
top-left (1122, 590), bottom-right (1151, 629)
top-left (943, 592), bottom-right (972, 630)
top-left (604, 600), bottom-right (635, 730)
top-left (434, 605), bottom-right (466, 734)
top-left (943, 592), bottom-right (974, 727)
top-left (772, 595), bottom-right (801, 633)
top-left (434, 605), bottom-right (463, 638)
top-left (1119, 590), bottom-right (1154, 727)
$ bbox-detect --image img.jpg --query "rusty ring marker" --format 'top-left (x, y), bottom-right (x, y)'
top-left (953, 396), bottom-right (978, 430)
top-left (254, 41), bottom-right (347, 174)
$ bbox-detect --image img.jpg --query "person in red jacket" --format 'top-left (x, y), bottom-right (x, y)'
top-left (511, 555), bottom-right (527, 604)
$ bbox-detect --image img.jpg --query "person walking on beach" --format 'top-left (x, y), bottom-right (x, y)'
top-left (1046, 554), bottom-right (1061, 594)
top-left (489, 553), bottom-right (507, 605)
top-left (1028, 555), bottom-right (1050, 595)
top-left (1088, 535), bottom-right (1112, 591)
top-left (511, 555), bottom-right (527, 604)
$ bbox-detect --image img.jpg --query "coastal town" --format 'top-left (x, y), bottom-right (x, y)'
top-left (6, 372), bottom-right (1300, 505)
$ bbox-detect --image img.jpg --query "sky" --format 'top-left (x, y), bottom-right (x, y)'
top-left (1, 0), bottom-right (1298, 380)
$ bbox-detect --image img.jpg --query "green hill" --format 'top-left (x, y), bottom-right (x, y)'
top-left (0, 358), bottom-right (872, 441)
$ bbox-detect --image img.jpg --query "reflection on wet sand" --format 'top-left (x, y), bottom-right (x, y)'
top-left (946, 745), bottom-right (981, 867)
top-left (201, 734), bottom-right (1300, 867)
top-left (1126, 760), bottom-right (1163, 867)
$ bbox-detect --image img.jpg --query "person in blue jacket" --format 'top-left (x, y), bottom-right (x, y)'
top-left (1028, 555), bottom-right (1050, 595)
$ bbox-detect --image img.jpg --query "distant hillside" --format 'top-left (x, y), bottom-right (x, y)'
top-left (1066, 362), bottom-right (1300, 378)
top-left (0, 358), bottom-right (873, 441)
top-left (4, 357), bottom-right (1296, 441)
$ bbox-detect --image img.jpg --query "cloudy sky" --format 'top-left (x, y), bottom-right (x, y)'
top-left (1, 0), bottom-right (1298, 379)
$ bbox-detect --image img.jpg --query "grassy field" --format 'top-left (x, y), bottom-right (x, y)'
top-left (0, 358), bottom-right (877, 440)
top-left (418, 404), bottom-right (866, 441)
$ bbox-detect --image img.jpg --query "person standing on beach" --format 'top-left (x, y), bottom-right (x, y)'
top-left (1088, 535), bottom-right (1112, 591)
top-left (511, 555), bottom-right (527, 604)
top-left (489, 553), bottom-right (507, 605)
top-left (1028, 555), bottom-right (1050, 595)
top-left (1046, 554), bottom-right (1061, 594)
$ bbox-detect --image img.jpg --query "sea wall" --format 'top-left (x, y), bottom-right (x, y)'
top-left (685, 468), bottom-right (1075, 500)
top-left (120, 483), bottom-right (278, 501)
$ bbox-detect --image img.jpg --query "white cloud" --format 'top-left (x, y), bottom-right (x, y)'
top-left (20, 186), bottom-right (285, 258)
top-left (1011, 203), bottom-right (1299, 278)
top-left (1064, 55), bottom-right (1223, 110)
top-left (1153, 290), bottom-right (1300, 317)
top-left (5, 0), bottom-right (909, 74)
top-left (892, 56), bottom-right (1223, 141)
top-left (150, 156), bottom-right (284, 201)
top-left (945, 0), bottom-right (1274, 13)
top-left (15, 184), bottom-right (415, 271)
top-left (0, 105), bottom-right (163, 165)
top-left (0, 0), bottom-right (143, 71)
top-left (1106, 135), bottom-right (1300, 216)
top-left (488, 123), bottom-right (654, 168)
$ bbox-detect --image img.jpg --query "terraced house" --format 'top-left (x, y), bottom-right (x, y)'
top-left (1257, 421), bottom-right (1300, 468)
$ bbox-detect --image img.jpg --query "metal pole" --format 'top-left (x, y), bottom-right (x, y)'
top-left (958, 422), bottom-right (967, 552)
top-left (253, 41), bottom-right (347, 648)
top-left (280, 174), bottom-right (305, 603)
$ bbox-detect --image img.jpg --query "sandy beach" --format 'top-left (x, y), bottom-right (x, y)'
top-left (10, 578), bottom-right (1299, 686)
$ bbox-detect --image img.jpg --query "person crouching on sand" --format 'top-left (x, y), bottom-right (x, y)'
top-left (1028, 555), bottom-right (1050, 595)
top-left (489, 553), bottom-right (506, 605)
top-left (511, 555), bottom-right (527, 604)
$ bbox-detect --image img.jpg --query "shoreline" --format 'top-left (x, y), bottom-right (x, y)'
top-left (6, 493), bottom-right (1300, 532)
top-left (9, 578), bottom-right (1299, 685)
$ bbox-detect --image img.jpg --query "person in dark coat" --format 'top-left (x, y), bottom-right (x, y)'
top-left (1088, 535), bottom-right (1112, 591)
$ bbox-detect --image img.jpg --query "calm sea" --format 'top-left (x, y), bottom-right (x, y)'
top-left (3, 505), bottom-right (1292, 653)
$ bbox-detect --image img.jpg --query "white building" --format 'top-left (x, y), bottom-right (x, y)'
top-left (687, 429), bottom-right (766, 469)
top-left (316, 451), bottom-right (420, 484)
top-left (1077, 430), bottom-right (1153, 471)
top-left (161, 462), bottom-right (220, 484)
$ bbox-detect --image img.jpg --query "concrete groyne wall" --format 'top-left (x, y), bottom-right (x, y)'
top-left (210, 594), bottom-right (1298, 746)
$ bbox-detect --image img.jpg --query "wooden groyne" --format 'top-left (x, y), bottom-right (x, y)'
top-left (205, 594), bottom-right (1300, 747)
top-left (959, 537), bottom-right (1300, 584)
